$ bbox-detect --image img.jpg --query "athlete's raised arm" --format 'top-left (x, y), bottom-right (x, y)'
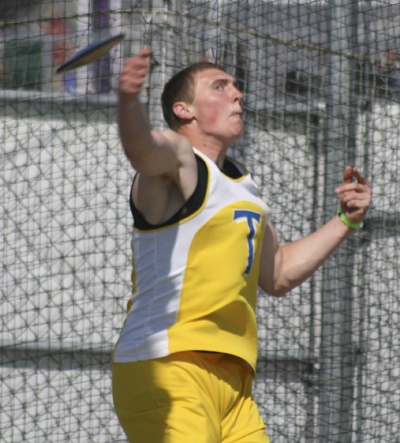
top-left (118, 48), bottom-right (195, 181)
top-left (259, 166), bottom-right (372, 297)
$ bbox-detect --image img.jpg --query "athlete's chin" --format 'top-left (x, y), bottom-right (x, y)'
top-left (234, 125), bottom-right (244, 139)
top-left (221, 123), bottom-right (244, 145)
top-left (231, 119), bottom-right (244, 133)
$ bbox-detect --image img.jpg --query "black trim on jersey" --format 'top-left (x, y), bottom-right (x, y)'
top-left (130, 154), bottom-right (209, 230)
top-left (220, 156), bottom-right (244, 178)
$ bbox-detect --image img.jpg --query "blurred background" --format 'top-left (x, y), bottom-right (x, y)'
top-left (1, 1), bottom-right (400, 442)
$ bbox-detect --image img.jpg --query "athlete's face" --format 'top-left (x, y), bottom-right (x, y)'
top-left (189, 68), bottom-right (244, 144)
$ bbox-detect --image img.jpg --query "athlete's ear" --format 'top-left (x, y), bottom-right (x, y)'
top-left (173, 102), bottom-right (194, 123)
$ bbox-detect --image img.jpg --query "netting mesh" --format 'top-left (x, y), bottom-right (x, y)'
top-left (1, 1), bottom-right (400, 442)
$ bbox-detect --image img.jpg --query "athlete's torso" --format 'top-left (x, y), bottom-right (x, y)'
top-left (113, 149), bottom-right (270, 371)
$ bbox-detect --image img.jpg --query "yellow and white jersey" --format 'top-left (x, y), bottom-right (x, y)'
top-left (113, 149), bottom-right (270, 372)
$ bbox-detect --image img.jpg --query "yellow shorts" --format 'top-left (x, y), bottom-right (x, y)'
top-left (112, 351), bottom-right (270, 443)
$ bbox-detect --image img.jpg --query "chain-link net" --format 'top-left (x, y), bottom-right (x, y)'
top-left (1, 1), bottom-right (400, 442)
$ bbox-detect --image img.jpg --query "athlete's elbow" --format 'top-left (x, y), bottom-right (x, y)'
top-left (268, 287), bottom-right (290, 298)
top-left (259, 280), bottom-right (290, 298)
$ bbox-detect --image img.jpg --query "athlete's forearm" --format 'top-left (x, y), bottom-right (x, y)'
top-left (118, 95), bottom-right (154, 167)
top-left (261, 214), bottom-right (354, 296)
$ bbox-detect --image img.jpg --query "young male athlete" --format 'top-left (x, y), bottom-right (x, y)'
top-left (112, 48), bottom-right (372, 442)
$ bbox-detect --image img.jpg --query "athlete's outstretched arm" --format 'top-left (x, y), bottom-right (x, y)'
top-left (118, 48), bottom-right (192, 179)
top-left (259, 167), bottom-right (372, 297)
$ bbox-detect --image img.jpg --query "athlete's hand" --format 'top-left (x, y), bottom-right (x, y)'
top-left (119, 48), bottom-right (152, 98)
top-left (335, 166), bottom-right (372, 225)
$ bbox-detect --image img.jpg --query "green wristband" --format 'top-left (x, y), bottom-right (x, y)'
top-left (337, 208), bottom-right (362, 229)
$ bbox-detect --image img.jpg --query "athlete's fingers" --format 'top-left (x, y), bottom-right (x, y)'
top-left (119, 49), bottom-right (153, 97)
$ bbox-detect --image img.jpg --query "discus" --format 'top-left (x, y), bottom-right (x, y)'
top-left (55, 33), bottom-right (125, 74)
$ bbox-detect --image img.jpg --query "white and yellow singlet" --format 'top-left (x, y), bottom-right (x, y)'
top-left (113, 148), bottom-right (270, 372)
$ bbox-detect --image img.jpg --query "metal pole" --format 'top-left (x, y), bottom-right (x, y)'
top-left (146, 0), bottom-right (184, 128)
top-left (318, 0), bottom-right (359, 441)
top-left (93, 0), bottom-right (111, 93)
top-left (304, 130), bottom-right (321, 443)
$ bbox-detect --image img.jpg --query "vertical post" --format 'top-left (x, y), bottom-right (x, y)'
top-left (317, 0), bottom-right (359, 442)
top-left (146, 0), bottom-right (184, 128)
top-left (75, 0), bottom-right (91, 93)
top-left (93, 0), bottom-right (111, 93)
top-left (304, 131), bottom-right (321, 443)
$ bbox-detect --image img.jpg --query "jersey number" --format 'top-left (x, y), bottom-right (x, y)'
top-left (234, 210), bottom-right (261, 275)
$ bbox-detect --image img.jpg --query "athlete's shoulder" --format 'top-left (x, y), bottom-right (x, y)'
top-left (155, 129), bottom-right (193, 154)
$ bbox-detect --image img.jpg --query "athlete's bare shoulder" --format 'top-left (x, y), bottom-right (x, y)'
top-left (152, 127), bottom-right (197, 183)
top-left (132, 129), bottom-right (198, 225)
